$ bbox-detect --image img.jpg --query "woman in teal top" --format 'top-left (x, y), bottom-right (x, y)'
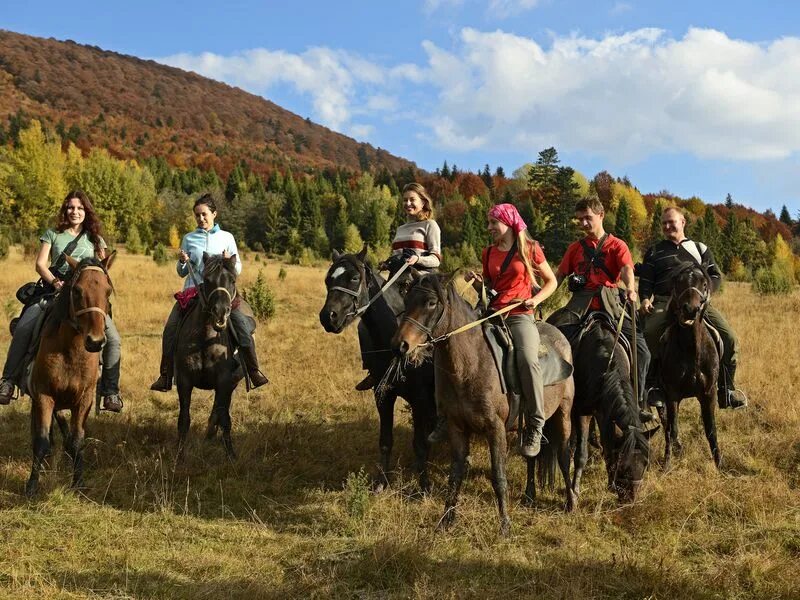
top-left (0, 191), bottom-right (124, 411)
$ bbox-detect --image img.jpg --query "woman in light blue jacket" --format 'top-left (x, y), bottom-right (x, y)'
top-left (150, 194), bottom-right (268, 391)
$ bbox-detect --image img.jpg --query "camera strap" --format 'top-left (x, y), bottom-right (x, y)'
top-left (579, 234), bottom-right (614, 282)
top-left (482, 238), bottom-right (519, 310)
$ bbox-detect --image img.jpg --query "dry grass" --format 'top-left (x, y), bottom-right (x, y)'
top-left (0, 246), bottom-right (798, 599)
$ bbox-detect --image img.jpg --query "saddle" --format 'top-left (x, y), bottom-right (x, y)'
top-left (549, 309), bottom-right (634, 368)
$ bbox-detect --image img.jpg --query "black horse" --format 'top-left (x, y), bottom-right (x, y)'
top-left (174, 253), bottom-right (247, 460)
top-left (550, 313), bottom-right (654, 503)
top-left (659, 263), bottom-right (721, 468)
top-left (319, 247), bottom-right (437, 493)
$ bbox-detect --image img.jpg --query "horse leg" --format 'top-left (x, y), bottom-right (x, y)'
top-left (571, 414), bottom-right (590, 496)
top-left (69, 400), bottom-right (92, 491)
top-left (373, 393), bottom-right (396, 494)
top-left (216, 386), bottom-right (236, 461)
top-left (487, 421), bottom-right (511, 536)
top-left (523, 456), bottom-right (536, 508)
top-left (557, 407), bottom-right (577, 512)
top-left (176, 381), bottom-right (193, 460)
top-left (663, 399), bottom-right (678, 470)
top-left (700, 392), bottom-right (721, 467)
top-left (671, 401), bottom-right (683, 457)
top-left (439, 429), bottom-right (469, 531)
top-left (26, 394), bottom-right (54, 497)
top-left (410, 399), bottom-right (433, 495)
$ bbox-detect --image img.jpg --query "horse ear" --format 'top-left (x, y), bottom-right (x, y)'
top-left (202, 251), bottom-right (210, 264)
top-left (65, 254), bottom-right (79, 270)
top-left (612, 423), bottom-right (624, 439)
top-left (101, 251), bottom-right (117, 271)
top-left (332, 249), bottom-right (341, 261)
top-left (444, 269), bottom-right (460, 288)
top-left (409, 267), bottom-right (422, 281)
top-left (356, 243), bottom-right (368, 262)
top-left (224, 254), bottom-right (237, 272)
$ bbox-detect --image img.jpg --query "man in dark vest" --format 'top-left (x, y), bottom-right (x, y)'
top-left (638, 206), bottom-right (747, 410)
top-left (554, 195), bottom-right (652, 422)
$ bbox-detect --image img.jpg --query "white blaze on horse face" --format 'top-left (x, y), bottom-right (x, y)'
top-left (330, 266), bottom-right (346, 280)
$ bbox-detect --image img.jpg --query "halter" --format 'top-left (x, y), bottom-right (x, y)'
top-left (327, 259), bottom-right (411, 319)
top-left (401, 288), bottom-right (447, 342)
top-left (610, 424), bottom-right (647, 490)
top-left (67, 265), bottom-right (111, 326)
top-left (672, 282), bottom-right (709, 327)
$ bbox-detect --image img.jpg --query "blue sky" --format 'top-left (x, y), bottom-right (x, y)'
top-left (4, 0), bottom-right (800, 213)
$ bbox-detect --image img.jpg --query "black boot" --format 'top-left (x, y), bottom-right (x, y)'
top-left (718, 364), bottom-right (747, 410)
top-left (427, 415), bottom-right (448, 444)
top-left (0, 378), bottom-right (16, 405)
top-left (240, 344), bottom-right (269, 389)
top-left (150, 352), bottom-right (173, 392)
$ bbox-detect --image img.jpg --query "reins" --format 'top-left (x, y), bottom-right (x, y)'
top-left (330, 259), bottom-right (411, 319)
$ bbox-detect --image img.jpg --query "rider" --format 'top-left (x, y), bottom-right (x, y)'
top-left (462, 203), bottom-right (558, 457)
top-left (0, 190), bottom-right (123, 412)
top-left (554, 195), bottom-right (652, 422)
top-left (149, 194), bottom-right (268, 392)
top-left (354, 182), bottom-right (441, 391)
top-left (638, 206), bottom-right (747, 410)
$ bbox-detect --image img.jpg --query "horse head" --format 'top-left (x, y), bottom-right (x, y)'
top-left (202, 252), bottom-right (238, 332)
top-left (64, 253), bottom-right (116, 352)
top-left (670, 263), bottom-right (711, 327)
top-left (392, 270), bottom-right (455, 366)
top-left (605, 420), bottom-right (656, 503)
top-left (319, 245), bottom-right (371, 333)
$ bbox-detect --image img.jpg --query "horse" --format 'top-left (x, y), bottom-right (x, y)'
top-left (26, 254), bottom-right (116, 497)
top-left (319, 247), bottom-right (437, 493)
top-left (658, 263), bottom-right (721, 468)
top-left (562, 316), bottom-right (655, 503)
top-left (174, 253), bottom-right (245, 460)
top-left (393, 272), bottom-right (575, 535)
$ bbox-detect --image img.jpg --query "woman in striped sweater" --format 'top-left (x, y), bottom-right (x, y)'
top-left (355, 183), bottom-right (441, 391)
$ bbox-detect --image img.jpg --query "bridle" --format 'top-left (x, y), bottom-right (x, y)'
top-left (67, 265), bottom-right (111, 326)
top-left (401, 287), bottom-right (446, 343)
top-left (672, 268), bottom-right (710, 327)
top-left (326, 257), bottom-right (411, 319)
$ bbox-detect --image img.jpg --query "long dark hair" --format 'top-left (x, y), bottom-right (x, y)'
top-left (56, 190), bottom-right (104, 253)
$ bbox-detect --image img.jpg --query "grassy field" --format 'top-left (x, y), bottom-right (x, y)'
top-left (0, 246), bottom-right (798, 599)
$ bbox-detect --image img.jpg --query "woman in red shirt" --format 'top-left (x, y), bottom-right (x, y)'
top-left (464, 203), bottom-right (558, 457)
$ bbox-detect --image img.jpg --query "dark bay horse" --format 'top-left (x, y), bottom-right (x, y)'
top-left (659, 263), bottom-right (721, 468)
top-left (562, 317), bottom-right (655, 503)
top-left (174, 253), bottom-right (245, 460)
top-left (26, 254), bottom-right (116, 496)
top-left (393, 272), bottom-right (575, 535)
top-left (319, 247), bottom-right (436, 493)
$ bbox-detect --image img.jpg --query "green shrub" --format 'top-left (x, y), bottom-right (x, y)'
top-left (343, 468), bottom-right (370, 520)
top-left (152, 242), bottom-right (170, 266)
top-left (126, 226), bottom-right (145, 255)
top-left (753, 266), bottom-right (794, 296)
top-left (0, 232), bottom-right (9, 261)
top-left (243, 269), bottom-right (275, 321)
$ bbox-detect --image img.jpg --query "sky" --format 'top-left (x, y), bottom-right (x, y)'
top-left (4, 0), bottom-right (800, 214)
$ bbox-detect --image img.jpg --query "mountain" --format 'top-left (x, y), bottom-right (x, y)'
top-left (0, 30), bottom-right (416, 177)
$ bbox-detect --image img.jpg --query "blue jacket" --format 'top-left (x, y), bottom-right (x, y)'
top-left (177, 224), bottom-right (242, 290)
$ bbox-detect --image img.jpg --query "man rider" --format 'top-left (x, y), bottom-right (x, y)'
top-left (554, 195), bottom-right (652, 422)
top-left (638, 206), bottom-right (747, 410)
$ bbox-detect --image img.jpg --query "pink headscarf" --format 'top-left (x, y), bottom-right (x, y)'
top-left (488, 203), bottom-right (527, 234)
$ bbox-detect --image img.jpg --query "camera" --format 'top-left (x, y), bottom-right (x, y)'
top-left (486, 287), bottom-right (499, 302)
top-left (567, 273), bottom-right (587, 292)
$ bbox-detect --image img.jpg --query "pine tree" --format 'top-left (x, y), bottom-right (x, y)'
top-left (441, 161), bottom-right (451, 179)
top-left (481, 164), bottom-right (493, 189)
top-left (725, 193), bottom-right (734, 210)
top-left (616, 199), bottom-right (632, 247)
top-left (494, 166), bottom-right (505, 179)
top-left (779, 204), bottom-right (793, 227)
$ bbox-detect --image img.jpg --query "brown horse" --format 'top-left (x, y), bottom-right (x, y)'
top-left (26, 254), bottom-right (116, 496)
top-left (393, 272), bottom-right (574, 535)
top-left (658, 263), bottom-right (721, 468)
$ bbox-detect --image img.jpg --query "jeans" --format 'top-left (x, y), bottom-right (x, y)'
top-left (506, 313), bottom-right (545, 433)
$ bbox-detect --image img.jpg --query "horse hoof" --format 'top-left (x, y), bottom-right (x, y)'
top-left (205, 426), bottom-right (218, 440)
top-left (371, 477), bottom-right (389, 495)
top-left (499, 520), bottom-right (511, 537)
top-left (25, 480), bottom-right (38, 498)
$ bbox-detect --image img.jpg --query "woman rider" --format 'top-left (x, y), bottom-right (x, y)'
top-left (0, 190), bottom-right (123, 412)
top-left (463, 203), bottom-right (558, 457)
top-left (354, 182), bottom-right (441, 391)
top-left (150, 194), bottom-right (268, 392)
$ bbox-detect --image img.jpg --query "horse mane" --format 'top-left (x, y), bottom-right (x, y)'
top-left (204, 254), bottom-right (237, 279)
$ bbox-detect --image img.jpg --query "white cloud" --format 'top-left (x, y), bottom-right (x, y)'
top-left (610, 1), bottom-right (633, 15)
top-left (349, 124), bottom-right (375, 139)
top-left (419, 27), bottom-right (800, 161)
top-left (487, 0), bottom-right (542, 18)
top-left (423, 0), bottom-right (464, 12)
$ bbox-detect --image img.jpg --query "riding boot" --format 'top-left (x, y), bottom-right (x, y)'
top-left (520, 425), bottom-right (544, 458)
top-left (645, 359), bottom-right (664, 408)
top-left (718, 364), bottom-right (747, 409)
top-left (240, 344), bottom-right (269, 389)
top-left (0, 378), bottom-right (16, 405)
top-left (355, 373), bottom-right (376, 391)
top-left (427, 414), bottom-right (448, 444)
top-left (150, 353), bottom-right (173, 392)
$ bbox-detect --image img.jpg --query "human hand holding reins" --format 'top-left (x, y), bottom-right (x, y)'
top-left (640, 298), bottom-right (654, 315)
top-left (179, 249), bottom-right (189, 264)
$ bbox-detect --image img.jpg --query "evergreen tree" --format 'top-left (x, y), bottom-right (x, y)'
top-left (283, 170), bottom-right (302, 229)
top-left (725, 193), bottom-right (734, 210)
top-left (615, 198), bottom-right (632, 247)
top-left (494, 166), bottom-right (505, 179)
top-left (481, 164), bottom-right (493, 189)
top-left (647, 200), bottom-right (664, 247)
top-left (441, 161), bottom-right (451, 179)
top-left (225, 163), bottom-right (246, 202)
top-left (779, 204), bottom-right (793, 227)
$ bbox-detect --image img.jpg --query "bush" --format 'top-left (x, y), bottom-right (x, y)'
top-left (152, 242), bottom-right (170, 266)
top-left (0, 232), bottom-right (9, 261)
top-left (726, 257), bottom-right (750, 282)
top-left (243, 269), bottom-right (276, 321)
top-left (343, 468), bottom-right (370, 520)
top-left (126, 226), bottom-right (145, 255)
top-left (753, 266), bottom-right (794, 296)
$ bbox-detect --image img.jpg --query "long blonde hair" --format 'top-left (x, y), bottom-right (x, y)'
top-left (402, 182), bottom-right (434, 221)
top-left (517, 230), bottom-right (539, 285)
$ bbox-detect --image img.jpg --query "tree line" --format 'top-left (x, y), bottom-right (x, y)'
top-left (1, 120), bottom-right (798, 291)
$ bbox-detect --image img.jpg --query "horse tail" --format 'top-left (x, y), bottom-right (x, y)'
top-left (536, 421), bottom-right (558, 491)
